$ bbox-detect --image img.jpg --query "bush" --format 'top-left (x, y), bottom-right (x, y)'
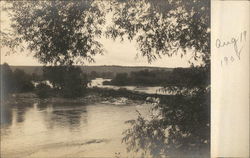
top-left (43, 66), bottom-right (89, 98)
top-left (35, 83), bottom-right (52, 98)
top-left (1, 63), bottom-right (35, 99)
top-left (1, 63), bottom-right (14, 98)
top-left (109, 73), bottom-right (128, 86)
top-left (62, 68), bottom-right (88, 98)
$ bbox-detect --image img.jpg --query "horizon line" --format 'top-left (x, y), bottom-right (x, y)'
top-left (1, 63), bottom-right (186, 68)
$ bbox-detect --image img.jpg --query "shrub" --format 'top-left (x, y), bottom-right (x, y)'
top-left (43, 66), bottom-right (89, 98)
top-left (35, 83), bottom-right (52, 98)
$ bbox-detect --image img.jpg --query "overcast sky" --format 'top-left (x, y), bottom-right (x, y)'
top-left (1, 38), bottom-right (194, 67)
top-left (0, 2), bottom-right (196, 68)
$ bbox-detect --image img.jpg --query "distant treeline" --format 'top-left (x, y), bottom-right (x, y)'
top-left (1, 63), bottom-right (172, 100)
top-left (1, 63), bottom-right (35, 97)
top-left (32, 68), bottom-right (115, 80)
top-left (1, 63), bottom-right (208, 99)
top-left (103, 67), bottom-right (209, 87)
top-left (1, 63), bottom-right (89, 99)
top-left (10, 65), bottom-right (172, 78)
top-left (103, 69), bottom-right (171, 86)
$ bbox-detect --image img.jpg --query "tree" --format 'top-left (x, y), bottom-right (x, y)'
top-left (43, 66), bottom-right (66, 89)
top-left (106, 0), bottom-right (210, 157)
top-left (0, 63), bottom-right (14, 98)
top-left (89, 71), bottom-right (99, 79)
top-left (123, 67), bottom-right (210, 157)
top-left (2, 1), bottom-right (105, 98)
top-left (43, 66), bottom-right (88, 98)
top-left (2, 0), bottom-right (106, 65)
top-left (106, 0), bottom-right (210, 65)
top-left (111, 73), bottom-right (129, 86)
top-left (62, 66), bottom-right (88, 98)
top-left (12, 69), bottom-right (34, 92)
top-left (31, 72), bottom-right (43, 81)
top-left (35, 82), bottom-right (52, 98)
top-left (130, 69), bottom-right (156, 86)
top-left (0, 63), bottom-right (34, 98)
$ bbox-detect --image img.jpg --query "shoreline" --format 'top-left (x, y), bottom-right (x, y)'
top-left (2, 87), bottom-right (173, 106)
top-left (2, 91), bottom-right (146, 106)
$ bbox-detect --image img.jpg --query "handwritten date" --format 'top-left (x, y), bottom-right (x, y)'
top-left (216, 31), bottom-right (247, 66)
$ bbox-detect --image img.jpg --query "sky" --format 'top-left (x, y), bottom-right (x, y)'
top-left (0, 2), bottom-right (195, 68)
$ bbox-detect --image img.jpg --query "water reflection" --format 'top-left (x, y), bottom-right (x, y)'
top-left (1, 104), bottom-right (12, 126)
top-left (15, 106), bottom-right (27, 123)
top-left (1, 102), bottom-right (33, 127)
top-left (1, 101), bottom-right (150, 157)
top-left (43, 103), bottom-right (88, 131)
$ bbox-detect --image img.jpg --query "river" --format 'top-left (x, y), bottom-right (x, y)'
top-left (1, 100), bottom-right (153, 157)
top-left (89, 78), bottom-right (169, 95)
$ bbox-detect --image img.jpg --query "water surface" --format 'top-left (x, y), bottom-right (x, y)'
top-left (90, 78), bottom-right (168, 95)
top-left (1, 101), bottom-right (152, 158)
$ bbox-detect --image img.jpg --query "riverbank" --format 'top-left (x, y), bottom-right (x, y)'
top-left (2, 87), bottom-right (173, 108)
top-left (2, 87), bottom-right (170, 106)
top-left (1, 93), bottom-right (135, 105)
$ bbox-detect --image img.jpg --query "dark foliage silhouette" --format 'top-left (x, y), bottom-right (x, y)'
top-left (2, 1), bottom-right (106, 65)
top-left (1, 63), bottom-right (14, 98)
top-left (106, 0), bottom-right (210, 157)
top-left (12, 69), bottom-right (34, 92)
top-left (1, 63), bottom-right (34, 99)
top-left (35, 82), bottom-right (52, 98)
top-left (43, 66), bottom-right (88, 98)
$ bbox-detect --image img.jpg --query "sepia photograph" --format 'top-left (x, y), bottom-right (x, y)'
top-left (1, 0), bottom-right (210, 157)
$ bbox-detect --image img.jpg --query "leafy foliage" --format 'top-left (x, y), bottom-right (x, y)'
top-left (105, 67), bottom-right (209, 88)
top-left (1, 63), bottom-right (14, 98)
top-left (123, 67), bottom-right (210, 157)
top-left (107, 72), bottom-right (129, 86)
top-left (43, 66), bottom-right (88, 98)
top-left (62, 66), bottom-right (88, 98)
top-left (12, 69), bottom-right (35, 92)
top-left (105, 0), bottom-right (211, 157)
top-left (43, 66), bottom-right (66, 89)
top-left (35, 82), bottom-right (52, 98)
top-left (106, 0), bottom-right (210, 64)
top-left (2, 0), bottom-right (106, 65)
top-left (0, 63), bottom-right (34, 99)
